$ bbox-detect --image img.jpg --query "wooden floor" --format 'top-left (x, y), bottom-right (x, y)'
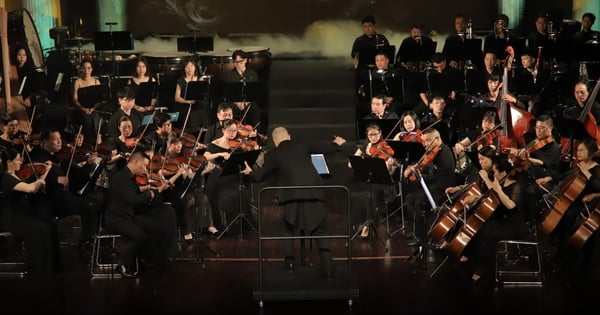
top-left (1, 57), bottom-right (599, 314)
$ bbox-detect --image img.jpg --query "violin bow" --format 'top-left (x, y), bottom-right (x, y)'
top-left (64, 125), bottom-right (83, 190)
top-left (180, 103), bottom-right (193, 138)
top-left (130, 110), bottom-right (157, 154)
top-left (463, 122), bottom-right (504, 152)
top-left (186, 128), bottom-right (206, 170)
top-left (94, 117), bottom-right (103, 152)
top-left (384, 118), bottom-right (402, 140)
top-left (421, 116), bottom-right (443, 134)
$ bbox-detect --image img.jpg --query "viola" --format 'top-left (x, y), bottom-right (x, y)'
top-left (368, 140), bottom-right (394, 160)
top-left (15, 163), bottom-right (47, 181)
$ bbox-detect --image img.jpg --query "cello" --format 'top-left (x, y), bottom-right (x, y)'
top-left (538, 167), bottom-right (587, 236)
top-left (497, 46), bottom-right (536, 150)
top-left (576, 79), bottom-right (600, 145)
top-left (567, 203), bottom-right (600, 251)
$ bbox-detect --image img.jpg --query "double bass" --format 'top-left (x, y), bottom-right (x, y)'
top-left (497, 46), bottom-right (536, 150)
top-left (576, 79), bottom-right (600, 145)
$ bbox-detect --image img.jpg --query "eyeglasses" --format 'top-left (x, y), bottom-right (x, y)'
top-left (233, 59), bottom-right (245, 64)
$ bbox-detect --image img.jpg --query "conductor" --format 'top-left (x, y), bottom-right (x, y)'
top-left (241, 126), bottom-right (346, 277)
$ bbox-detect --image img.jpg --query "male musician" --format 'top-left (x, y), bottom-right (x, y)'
top-left (223, 50), bottom-right (260, 84)
top-left (362, 94), bottom-right (399, 120)
top-left (204, 103), bottom-right (233, 145)
top-left (454, 111), bottom-right (499, 177)
top-left (351, 15), bottom-right (390, 72)
top-left (402, 128), bottom-right (455, 247)
top-left (512, 49), bottom-right (553, 116)
top-left (357, 51), bottom-right (407, 116)
top-left (417, 53), bottom-right (463, 113)
top-left (104, 151), bottom-right (178, 278)
top-left (0, 113), bottom-right (30, 153)
top-left (466, 51), bottom-right (502, 96)
top-left (508, 114), bottom-right (561, 227)
top-left (527, 15), bottom-right (556, 63)
top-left (144, 112), bottom-right (174, 156)
top-left (29, 127), bottom-right (100, 253)
top-left (107, 86), bottom-right (143, 141)
top-left (572, 12), bottom-right (598, 62)
top-left (442, 14), bottom-right (469, 70)
top-left (563, 80), bottom-right (600, 126)
top-left (397, 25), bottom-right (436, 65)
top-left (241, 126), bottom-right (346, 277)
top-left (420, 96), bottom-right (455, 145)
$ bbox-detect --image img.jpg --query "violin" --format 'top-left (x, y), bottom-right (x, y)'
top-left (236, 121), bottom-right (269, 142)
top-left (368, 140), bottom-right (394, 160)
top-left (124, 136), bottom-right (138, 148)
top-left (229, 138), bottom-right (259, 152)
top-left (400, 130), bottom-right (423, 143)
top-left (15, 163), bottom-right (47, 181)
top-left (408, 143), bottom-right (441, 182)
top-left (504, 135), bottom-right (554, 166)
top-left (135, 173), bottom-right (165, 187)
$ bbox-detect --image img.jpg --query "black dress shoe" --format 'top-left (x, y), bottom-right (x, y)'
top-left (117, 264), bottom-right (137, 278)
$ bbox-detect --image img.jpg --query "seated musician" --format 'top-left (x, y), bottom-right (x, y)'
top-left (105, 116), bottom-right (137, 172)
top-left (402, 128), bottom-right (455, 246)
top-left (29, 127), bottom-right (100, 254)
top-left (393, 110), bottom-right (423, 143)
top-left (397, 25), bottom-right (435, 67)
top-left (0, 113), bottom-right (31, 153)
top-left (231, 100), bottom-right (264, 143)
top-left (203, 119), bottom-right (258, 233)
top-left (507, 114), bottom-right (561, 228)
top-left (144, 112), bottom-right (174, 156)
top-left (362, 94), bottom-right (399, 120)
top-left (107, 86), bottom-right (143, 141)
top-left (465, 154), bottom-right (533, 282)
top-left (104, 151), bottom-right (178, 278)
top-left (554, 139), bottom-right (600, 284)
top-left (512, 49), bottom-right (552, 116)
top-left (563, 80), bottom-right (600, 125)
top-left (454, 111), bottom-right (499, 178)
top-left (465, 51), bottom-right (502, 97)
top-left (419, 96), bottom-right (455, 144)
top-left (0, 147), bottom-right (55, 273)
top-left (416, 53), bottom-right (462, 113)
top-left (204, 103), bottom-right (234, 145)
top-left (473, 73), bottom-right (524, 110)
top-left (59, 125), bottom-right (102, 197)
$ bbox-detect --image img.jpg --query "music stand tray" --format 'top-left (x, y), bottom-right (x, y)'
top-left (77, 85), bottom-right (109, 108)
top-left (94, 31), bottom-right (134, 51)
top-left (386, 140), bottom-right (425, 165)
top-left (348, 155), bottom-right (392, 247)
top-left (456, 106), bottom-right (497, 132)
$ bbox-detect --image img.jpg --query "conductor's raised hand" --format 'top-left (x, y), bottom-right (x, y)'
top-left (333, 135), bottom-right (346, 146)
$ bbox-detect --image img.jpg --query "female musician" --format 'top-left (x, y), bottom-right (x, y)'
top-left (203, 119), bottom-right (258, 233)
top-left (392, 110), bottom-right (423, 143)
top-left (106, 116), bottom-right (136, 171)
top-left (467, 154), bottom-right (532, 282)
top-left (402, 128), bottom-right (455, 246)
top-left (173, 58), bottom-right (208, 132)
top-left (349, 123), bottom-right (396, 237)
top-left (128, 57), bottom-right (158, 113)
top-left (555, 139), bottom-right (600, 283)
top-left (143, 112), bottom-right (173, 156)
top-left (72, 59), bottom-right (102, 145)
top-left (0, 148), bottom-right (55, 272)
top-left (473, 73), bottom-right (524, 110)
top-left (454, 111), bottom-right (499, 178)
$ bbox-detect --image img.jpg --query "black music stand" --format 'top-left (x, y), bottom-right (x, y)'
top-left (224, 82), bottom-right (259, 103)
top-left (94, 30), bottom-right (134, 76)
top-left (77, 84), bottom-right (110, 108)
top-left (463, 39), bottom-right (482, 64)
top-left (457, 106), bottom-right (497, 134)
top-left (217, 149), bottom-right (262, 240)
top-left (555, 118), bottom-right (593, 162)
top-left (369, 70), bottom-right (405, 103)
top-left (385, 140), bottom-right (425, 237)
top-left (177, 36), bottom-right (214, 52)
top-left (135, 82), bottom-right (156, 107)
top-left (348, 155), bottom-right (392, 247)
top-left (183, 80), bottom-right (209, 102)
top-left (356, 119), bottom-right (400, 143)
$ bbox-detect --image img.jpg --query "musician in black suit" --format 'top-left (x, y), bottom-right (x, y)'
top-left (104, 151), bottom-right (178, 278)
top-left (241, 126), bottom-right (346, 276)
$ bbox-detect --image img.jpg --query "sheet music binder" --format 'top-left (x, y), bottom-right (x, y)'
top-left (77, 85), bottom-right (109, 108)
top-left (224, 82), bottom-right (259, 102)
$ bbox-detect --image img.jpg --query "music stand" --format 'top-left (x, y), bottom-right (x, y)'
top-left (177, 36), bottom-right (214, 52)
top-left (77, 85), bottom-right (110, 108)
top-left (457, 106), bottom-right (497, 134)
top-left (135, 82), bottom-right (156, 107)
top-left (463, 39), bottom-right (482, 64)
top-left (385, 140), bottom-right (426, 237)
top-left (369, 71), bottom-right (404, 102)
top-left (348, 155), bottom-right (392, 247)
top-left (217, 149), bottom-right (262, 240)
top-left (223, 82), bottom-right (259, 103)
top-left (356, 118), bottom-right (400, 143)
top-left (94, 30), bottom-right (134, 76)
top-left (183, 80), bottom-right (209, 101)
top-left (555, 118), bottom-right (593, 163)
